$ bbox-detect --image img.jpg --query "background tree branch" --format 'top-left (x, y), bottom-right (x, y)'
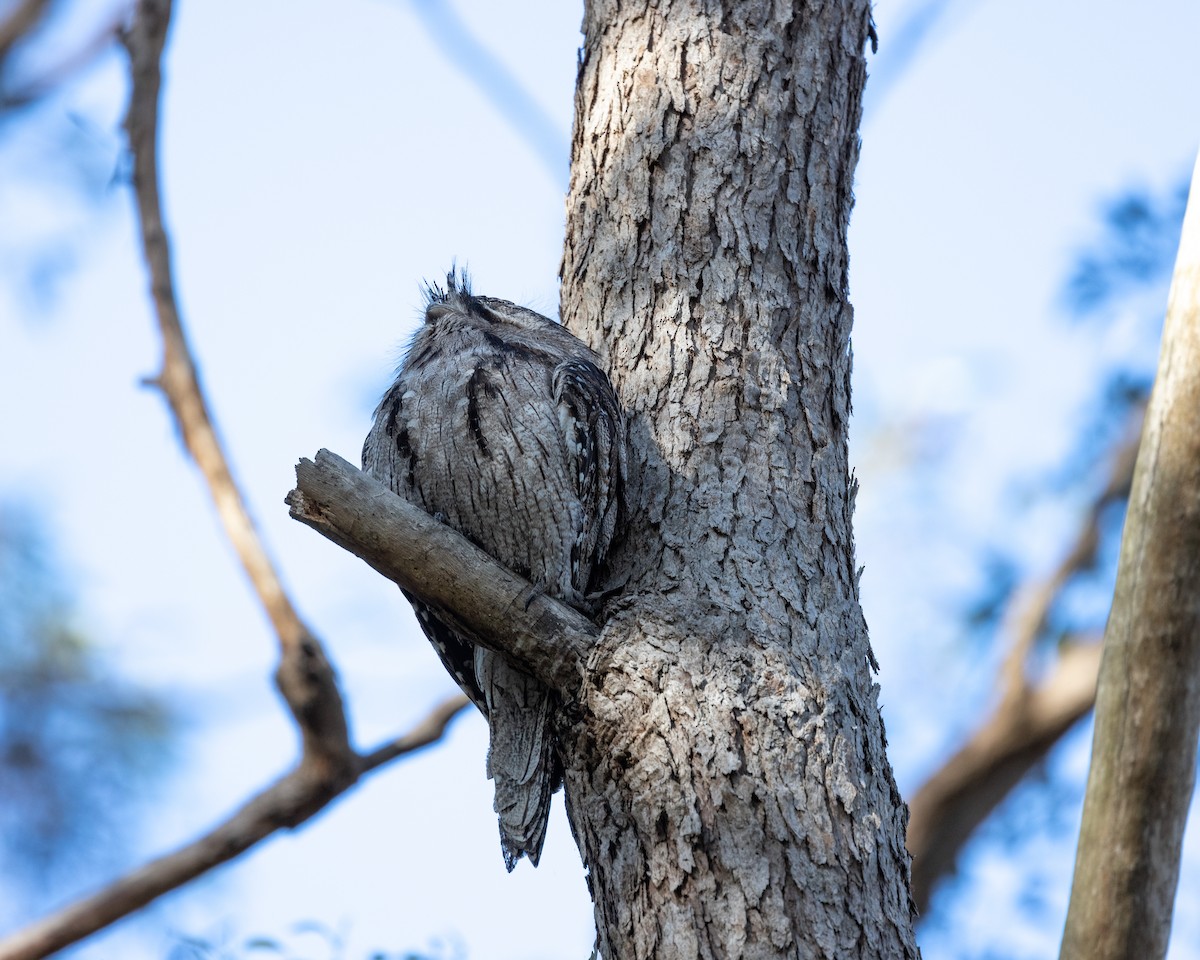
top-left (0, 693), bottom-right (467, 960)
top-left (122, 0), bottom-right (351, 762)
top-left (907, 636), bottom-right (1102, 913)
top-left (1060, 149), bottom-right (1200, 960)
top-left (0, 4), bottom-right (478, 957)
top-left (907, 406), bottom-right (1142, 911)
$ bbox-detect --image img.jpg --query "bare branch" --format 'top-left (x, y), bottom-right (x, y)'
top-left (360, 693), bottom-right (471, 773)
top-left (287, 450), bottom-right (599, 697)
top-left (1060, 149), bottom-right (1200, 960)
top-left (0, 5), bottom-right (127, 112)
top-left (0, 0), bottom-right (50, 70)
top-left (0, 696), bottom-right (470, 960)
top-left (0, 15), bottom-right (478, 960)
top-left (121, 0), bottom-right (349, 759)
top-left (123, 0), bottom-right (299, 655)
top-left (907, 638), bottom-right (1101, 912)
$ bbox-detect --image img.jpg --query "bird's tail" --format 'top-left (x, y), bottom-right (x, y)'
top-left (474, 648), bottom-right (559, 870)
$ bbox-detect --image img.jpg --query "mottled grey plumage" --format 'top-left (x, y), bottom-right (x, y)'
top-left (362, 272), bottom-right (626, 869)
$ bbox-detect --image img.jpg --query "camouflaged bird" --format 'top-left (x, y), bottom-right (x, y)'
top-left (362, 272), bottom-right (626, 869)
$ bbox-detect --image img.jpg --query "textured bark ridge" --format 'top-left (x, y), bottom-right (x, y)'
top-left (558, 2), bottom-right (919, 957)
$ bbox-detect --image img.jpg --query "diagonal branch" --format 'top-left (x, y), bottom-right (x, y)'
top-left (996, 413), bottom-right (1141, 700)
top-left (907, 637), bottom-right (1102, 913)
top-left (0, 8), bottom-right (477, 960)
top-left (359, 693), bottom-right (473, 772)
top-left (287, 450), bottom-right (599, 696)
top-left (0, 694), bottom-right (470, 960)
top-left (121, 0), bottom-right (348, 761)
top-left (0, 443), bottom-right (599, 960)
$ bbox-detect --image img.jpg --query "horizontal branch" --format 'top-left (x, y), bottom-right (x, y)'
top-left (287, 450), bottom-right (599, 698)
top-left (0, 695), bottom-right (470, 960)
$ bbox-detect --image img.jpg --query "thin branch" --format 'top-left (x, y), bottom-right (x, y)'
top-left (0, 3), bottom-right (568, 955)
top-left (359, 692), bottom-right (471, 773)
top-left (995, 408), bottom-right (1141, 699)
top-left (121, 0), bottom-right (349, 759)
top-left (0, 6), bottom-right (127, 113)
top-left (0, 695), bottom-right (470, 960)
top-left (123, 0), bottom-right (300, 655)
top-left (287, 450), bottom-right (599, 697)
top-left (0, 0), bottom-right (50, 69)
top-left (1060, 148), bottom-right (1200, 960)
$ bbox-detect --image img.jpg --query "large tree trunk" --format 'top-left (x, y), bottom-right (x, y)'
top-left (557, 3), bottom-right (919, 957)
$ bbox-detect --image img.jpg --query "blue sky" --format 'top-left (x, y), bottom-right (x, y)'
top-left (3, 1), bottom-right (1200, 957)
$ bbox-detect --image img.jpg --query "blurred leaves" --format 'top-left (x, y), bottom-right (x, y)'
top-left (927, 171), bottom-right (1188, 932)
top-left (1065, 178), bottom-right (1189, 318)
top-left (0, 502), bottom-right (173, 889)
top-left (0, 0), bottom-right (125, 118)
top-left (0, 4), bottom-right (169, 892)
top-left (963, 174), bottom-right (1183, 657)
top-left (1039, 177), bottom-right (1189, 496)
top-left (166, 921), bottom-right (465, 960)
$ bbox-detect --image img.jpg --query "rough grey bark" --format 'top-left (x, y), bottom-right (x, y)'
top-left (555, 2), bottom-right (919, 957)
top-left (1059, 152), bottom-right (1200, 960)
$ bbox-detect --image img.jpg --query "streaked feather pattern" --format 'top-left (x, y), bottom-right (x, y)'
top-left (362, 271), bottom-right (626, 869)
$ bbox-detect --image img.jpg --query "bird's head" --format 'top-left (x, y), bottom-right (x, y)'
top-left (424, 269), bottom-right (558, 335)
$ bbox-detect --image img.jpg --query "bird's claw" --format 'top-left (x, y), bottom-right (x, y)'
top-left (520, 584), bottom-right (545, 611)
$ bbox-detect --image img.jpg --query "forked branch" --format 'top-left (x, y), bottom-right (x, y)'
top-left (0, 5), bottom-right (473, 958)
top-left (0, 696), bottom-right (468, 960)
